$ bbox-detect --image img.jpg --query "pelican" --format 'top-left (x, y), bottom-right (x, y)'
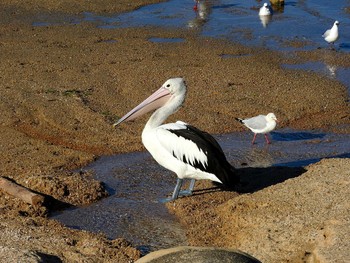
top-left (235, 113), bottom-right (277, 144)
top-left (114, 78), bottom-right (239, 201)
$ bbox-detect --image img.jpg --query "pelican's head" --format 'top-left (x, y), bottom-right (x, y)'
top-left (113, 78), bottom-right (186, 127)
top-left (266, 113), bottom-right (277, 122)
top-left (162, 77), bottom-right (187, 99)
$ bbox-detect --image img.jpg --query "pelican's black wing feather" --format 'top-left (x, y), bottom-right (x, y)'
top-left (167, 124), bottom-right (239, 186)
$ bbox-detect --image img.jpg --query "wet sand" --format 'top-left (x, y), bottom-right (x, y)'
top-left (0, 0), bottom-right (349, 262)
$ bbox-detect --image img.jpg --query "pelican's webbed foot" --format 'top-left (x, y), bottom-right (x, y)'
top-left (178, 179), bottom-right (195, 196)
top-left (160, 178), bottom-right (196, 203)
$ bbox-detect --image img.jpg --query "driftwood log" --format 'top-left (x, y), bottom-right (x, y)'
top-left (0, 176), bottom-right (45, 207)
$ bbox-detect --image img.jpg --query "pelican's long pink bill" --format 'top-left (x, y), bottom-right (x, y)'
top-left (113, 86), bottom-right (172, 127)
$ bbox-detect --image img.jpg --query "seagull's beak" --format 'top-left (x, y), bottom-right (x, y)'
top-left (113, 86), bottom-right (172, 127)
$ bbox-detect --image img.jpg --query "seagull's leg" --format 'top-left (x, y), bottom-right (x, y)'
top-left (160, 178), bottom-right (183, 203)
top-left (179, 179), bottom-right (196, 196)
top-left (332, 42), bottom-right (337, 51)
top-left (329, 42), bottom-right (336, 51)
top-left (264, 134), bottom-right (271, 144)
top-left (251, 133), bottom-right (257, 144)
top-left (193, 0), bottom-right (198, 11)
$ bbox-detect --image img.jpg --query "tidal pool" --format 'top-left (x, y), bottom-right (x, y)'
top-left (52, 129), bottom-right (350, 253)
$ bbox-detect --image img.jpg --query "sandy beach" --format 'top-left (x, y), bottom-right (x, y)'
top-left (0, 0), bottom-right (349, 262)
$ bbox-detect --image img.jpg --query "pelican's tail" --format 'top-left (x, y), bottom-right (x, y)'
top-left (215, 163), bottom-right (240, 190)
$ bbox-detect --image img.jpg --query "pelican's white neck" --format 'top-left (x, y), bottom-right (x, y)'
top-left (144, 92), bottom-right (185, 131)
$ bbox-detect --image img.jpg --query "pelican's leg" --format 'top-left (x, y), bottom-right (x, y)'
top-left (179, 179), bottom-right (196, 196)
top-left (189, 178), bottom-right (196, 192)
top-left (172, 178), bottom-right (184, 199)
top-left (160, 178), bottom-right (183, 203)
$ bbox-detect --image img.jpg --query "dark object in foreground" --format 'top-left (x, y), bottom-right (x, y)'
top-left (135, 246), bottom-right (262, 263)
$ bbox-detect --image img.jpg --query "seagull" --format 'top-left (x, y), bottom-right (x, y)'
top-left (114, 78), bottom-right (239, 201)
top-left (322, 21), bottom-right (339, 46)
top-left (235, 113), bottom-right (277, 144)
top-left (259, 3), bottom-right (273, 16)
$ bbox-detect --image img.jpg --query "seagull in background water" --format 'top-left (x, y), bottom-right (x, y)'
top-left (258, 3), bottom-right (273, 28)
top-left (322, 20), bottom-right (339, 48)
top-left (114, 78), bottom-right (239, 201)
top-left (259, 2), bottom-right (273, 16)
top-left (235, 113), bottom-right (277, 144)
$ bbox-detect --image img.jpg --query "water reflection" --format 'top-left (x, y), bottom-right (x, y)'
top-left (188, 0), bottom-right (211, 29)
top-left (270, 1), bottom-right (285, 13)
top-left (282, 61), bottom-right (350, 94)
top-left (259, 14), bottom-right (272, 28)
top-left (326, 64), bottom-right (337, 76)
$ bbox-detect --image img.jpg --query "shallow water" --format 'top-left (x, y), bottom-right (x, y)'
top-left (52, 152), bottom-right (187, 254)
top-left (52, 129), bottom-right (350, 253)
top-left (283, 61), bottom-right (350, 95)
top-left (79, 0), bottom-right (350, 52)
top-left (34, 1), bottom-right (350, 94)
top-left (33, 0), bottom-right (350, 52)
top-left (148, 37), bottom-right (185, 43)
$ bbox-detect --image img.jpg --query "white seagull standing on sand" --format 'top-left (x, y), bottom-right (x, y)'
top-left (235, 113), bottom-right (277, 144)
top-left (322, 20), bottom-right (339, 46)
top-left (259, 3), bottom-right (273, 16)
top-left (114, 78), bottom-right (239, 201)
